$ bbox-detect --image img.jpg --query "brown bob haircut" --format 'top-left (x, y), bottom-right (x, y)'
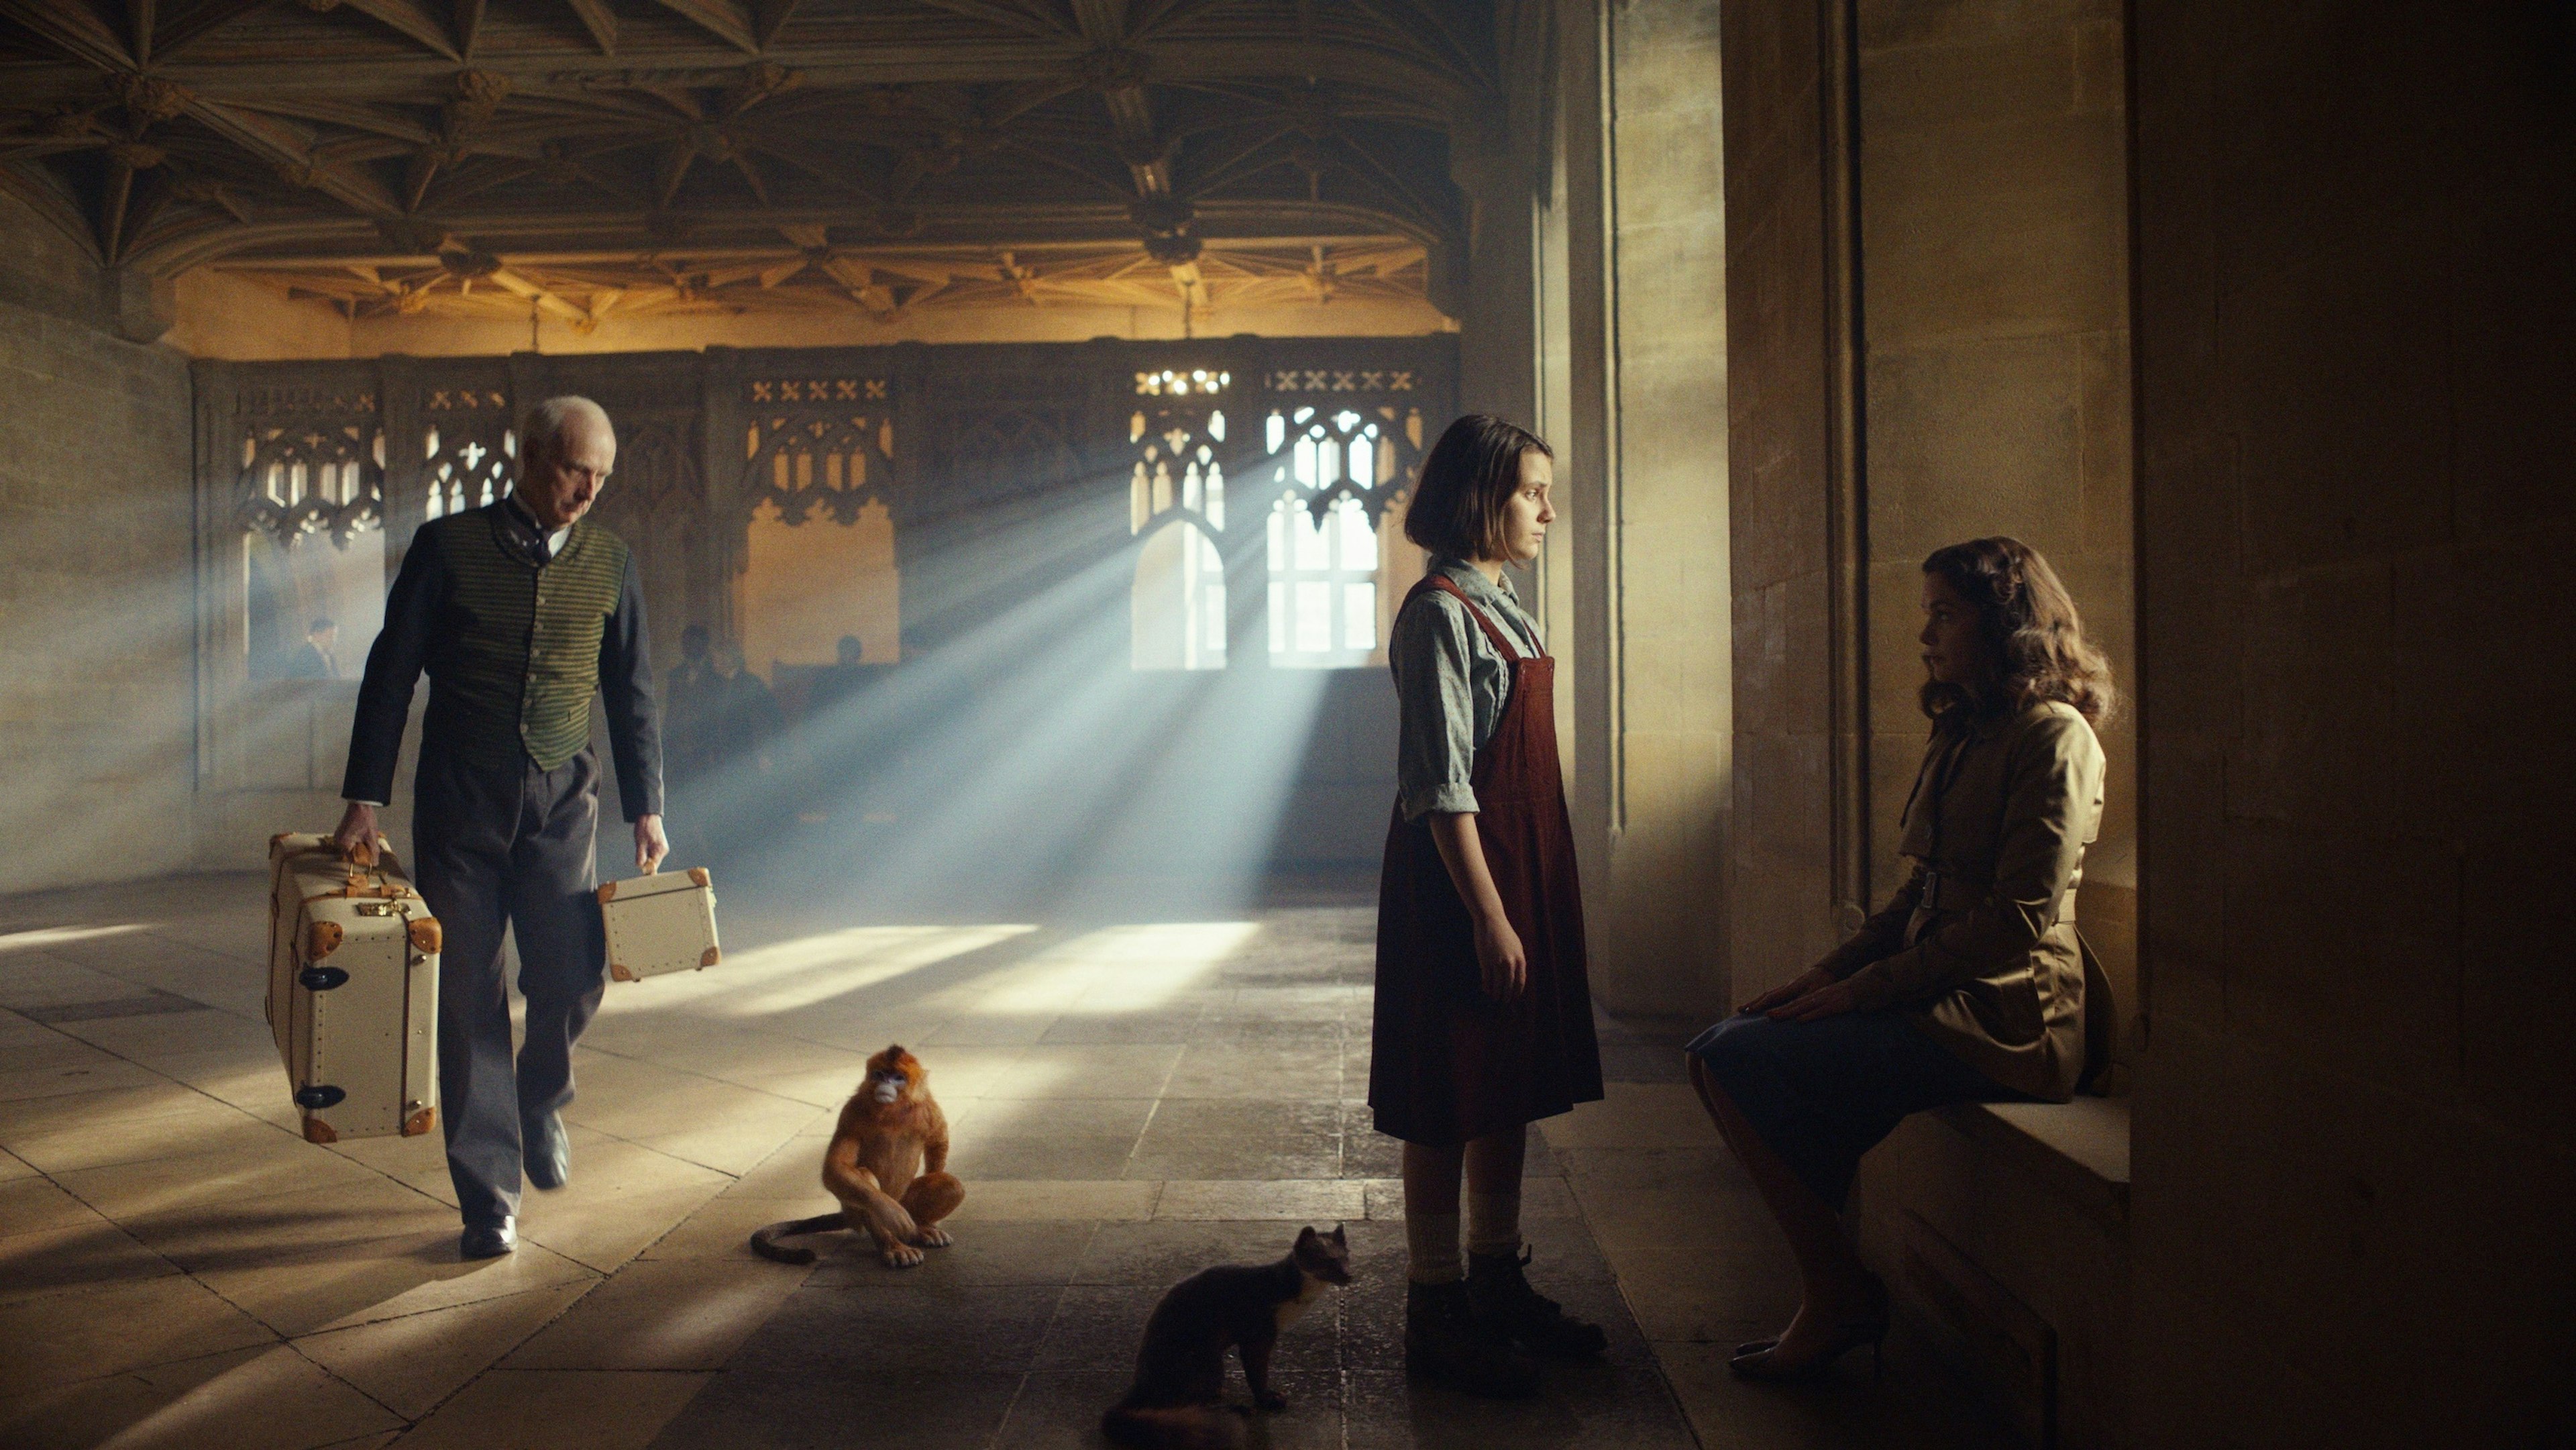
top-left (1919, 535), bottom-right (2116, 727)
top-left (1403, 413), bottom-right (1552, 562)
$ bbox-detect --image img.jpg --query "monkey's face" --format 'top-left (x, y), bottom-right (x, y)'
top-left (862, 1045), bottom-right (924, 1106)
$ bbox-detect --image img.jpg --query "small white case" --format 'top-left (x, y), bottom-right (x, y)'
top-left (597, 867), bottom-right (722, 982)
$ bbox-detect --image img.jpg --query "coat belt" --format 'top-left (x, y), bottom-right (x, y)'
top-left (1919, 868), bottom-right (2078, 923)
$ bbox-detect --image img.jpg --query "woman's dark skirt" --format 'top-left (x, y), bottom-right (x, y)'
top-left (1686, 1011), bottom-right (2028, 1208)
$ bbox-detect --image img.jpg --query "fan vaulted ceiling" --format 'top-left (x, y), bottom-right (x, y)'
top-left (0, 0), bottom-right (1493, 323)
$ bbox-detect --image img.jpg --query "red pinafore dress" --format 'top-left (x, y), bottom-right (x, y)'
top-left (1368, 574), bottom-right (1604, 1147)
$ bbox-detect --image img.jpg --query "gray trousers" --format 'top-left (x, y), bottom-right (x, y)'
top-left (412, 742), bottom-right (607, 1228)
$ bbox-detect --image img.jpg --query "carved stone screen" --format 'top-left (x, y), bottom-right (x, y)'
top-left (192, 336), bottom-right (1456, 874)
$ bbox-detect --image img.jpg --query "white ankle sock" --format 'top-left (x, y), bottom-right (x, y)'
top-left (1406, 1210), bottom-right (1464, 1284)
top-left (1466, 1188), bottom-right (1522, 1259)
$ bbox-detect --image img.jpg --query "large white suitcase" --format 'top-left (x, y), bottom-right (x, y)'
top-left (266, 833), bottom-right (441, 1144)
top-left (597, 868), bottom-right (721, 982)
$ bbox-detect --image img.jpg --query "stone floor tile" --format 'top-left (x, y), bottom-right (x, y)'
top-left (1073, 1220), bottom-right (1324, 1289)
top-left (1036, 1010), bottom-right (1205, 1045)
top-left (192, 1224), bottom-right (600, 1338)
top-left (627, 1097), bottom-right (830, 1178)
top-left (985, 1043), bottom-right (1183, 1100)
top-left (947, 1178), bottom-right (1161, 1223)
top-left (1152, 1178), bottom-right (1367, 1223)
top-left (998, 1368), bottom-right (1346, 1450)
top-left (0, 1146), bottom-right (36, 1183)
top-left (948, 1134), bottom-right (1142, 1182)
top-left (640, 1194), bottom-right (837, 1259)
top-left (0, 1274), bottom-right (278, 1396)
top-left (0, 1174), bottom-right (106, 1234)
top-left (0, 1344), bottom-right (270, 1450)
top-left (1342, 1360), bottom-right (1699, 1449)
top-left (1542, 1082), bottom-right (1720, 1151)
top-left (3, 1098), bottom-right (291, 1177)
top-left (1128, 1135), bottom-right (1338, 1182)
top-left (56, 1006), bottom-right (278, 1065)
top-left (0, 1219), bottom-right (177, 1302)
top-left (133, 1047), bottom-right (303, 1119)
top-left (648, 1365), bottom-right (1021, 1450)
top-left (1028, 1284), bottom-right (1169, 1373)
top-left (0, 1053), bottom-right (165, 1103)
top-left (1, 1342), bottom-right (397, 1450)
top-left (1654, 1339), bottom-right (2010, 1449)
top-left (53, 1136), bottom-right (390, 1224)
top-left (953, 1093), bottom-right (1157, 1141)
top-left (514, 1152), bottom-right (735, 1276)
top-left (729, 1283), bottom-right (1059, 1376)
top-left (393, 1369), bottom-right (712, 1450)
top-left (292, 1280), bottom-right (594, 1418)
top-left (916, 1013), bottom-right (1061, 1046)
top-left (724, 1125), bottom-right (841, 1190)
top-left (1606, 1243), bottom-right (1804, 1343)
top-left (502, 1257), bottom-right (808, 1370)
top-left (117, 1175), bottom-right (457, 1272)
top-left (0, 957), bottom-right (160, 1012)
top-left (804, 1218), bottom-right (1095, 1290)
top-left (1163, 1043), bottom-right (1344, 1100)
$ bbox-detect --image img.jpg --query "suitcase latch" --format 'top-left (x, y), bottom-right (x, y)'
top-left (354, 900), bottom-right (405, 918)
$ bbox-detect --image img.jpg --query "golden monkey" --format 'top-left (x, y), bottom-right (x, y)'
top-left (750, 1044), bottom-right (964, 1268)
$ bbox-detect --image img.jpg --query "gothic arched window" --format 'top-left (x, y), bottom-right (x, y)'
top-left (1265, 407), bottom-right (1395, 668)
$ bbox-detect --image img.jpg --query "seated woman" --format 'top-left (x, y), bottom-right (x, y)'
top-left (1689, 535), bottom-right (2114, 1381)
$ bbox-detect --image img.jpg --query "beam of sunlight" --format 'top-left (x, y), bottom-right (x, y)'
top-left (0, 923), bottom-right (152, 955)
top-left (672, 923), bottom-right (1038, 1019)
top-left (653, 450), bottom-right (1356, 927)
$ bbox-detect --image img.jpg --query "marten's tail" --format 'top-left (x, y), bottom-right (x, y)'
top-left (748, 1212), bottom-right (848, 1264)
top-left (1099, 1403), bottom-right (1242, 1450)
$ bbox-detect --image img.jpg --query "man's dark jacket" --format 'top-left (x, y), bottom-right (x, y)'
top-left (342, 500), bottom-right (662, 819)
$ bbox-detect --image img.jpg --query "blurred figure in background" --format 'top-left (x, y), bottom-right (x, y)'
top-left (700, 639), bottom-right (787, 865)
top-left (284, 618), bottom-right (341, 680)
top-left (808, 635), bottom-right (871, 718)
top-left (710, 639), bottom-right (784, 776)
top-left (664, 623), bottom-right (718, 789)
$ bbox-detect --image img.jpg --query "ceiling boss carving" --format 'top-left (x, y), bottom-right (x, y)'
top-left (0, 0), bottom-right (1492, 323)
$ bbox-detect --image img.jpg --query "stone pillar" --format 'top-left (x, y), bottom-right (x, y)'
top-left (1589, 0), bottom-right (1734, 1018)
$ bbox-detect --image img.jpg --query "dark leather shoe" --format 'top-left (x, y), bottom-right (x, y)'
top-left (1470, 1247), bottom-right (1609, 1359)
top-left (524, 1112), bottom-right (570, 1190)
top-left (1405, 1280), bottom-right (1539, 1398)
top-left (460, 1217), bottom-right (517, 1259)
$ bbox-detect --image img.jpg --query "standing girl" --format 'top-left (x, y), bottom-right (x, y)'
top-left (1371, 414), bottom-right (1607, 1398)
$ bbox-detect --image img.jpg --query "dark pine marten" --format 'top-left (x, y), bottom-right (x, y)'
top-left (1101, 1225), bottom-right (1353, 1449)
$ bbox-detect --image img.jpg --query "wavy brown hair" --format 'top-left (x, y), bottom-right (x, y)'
top-left (1919, 536), bottom-right (2116, 726)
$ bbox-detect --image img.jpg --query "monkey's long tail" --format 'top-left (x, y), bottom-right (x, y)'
top-left (1099, 1403), bottom-right (1242, 1450)
top-left (749, 1213), bottom-right (847, 1265)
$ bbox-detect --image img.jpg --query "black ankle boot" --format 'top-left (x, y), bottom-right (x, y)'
top-left (1405, 1279), bottom-right (1540, 1398)
top-left (1468, 1247), bottom-right (1609, 1359)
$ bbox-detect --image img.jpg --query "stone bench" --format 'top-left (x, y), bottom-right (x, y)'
top-left (1851, 1096), bottom-right (2131, 1450)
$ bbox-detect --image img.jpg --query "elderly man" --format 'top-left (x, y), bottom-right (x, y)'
top-left (333, 395), bottom-right (666, 1259)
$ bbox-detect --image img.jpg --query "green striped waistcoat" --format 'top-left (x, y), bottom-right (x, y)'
top-left (424, 508), bottom-right (630, 771)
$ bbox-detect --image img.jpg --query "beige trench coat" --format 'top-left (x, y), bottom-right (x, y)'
top-left (1821, 701), bottom-right (2106, 1101)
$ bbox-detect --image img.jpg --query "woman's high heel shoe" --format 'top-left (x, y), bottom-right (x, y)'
top-left (1726, 1317), bottom-right (1885, 1382)
top-left (1728, 1272), bottom-right (1888, 1382)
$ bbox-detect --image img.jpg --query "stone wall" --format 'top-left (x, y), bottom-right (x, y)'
top-left (0, 193), bottom-right (199, 894)
top-left (2129, 3), bottom-right (2575, 1443)
top-left (1858, 0), bottom-right (2139, 1048)
top-left (1723, 0), bottom-right (1845, 994)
